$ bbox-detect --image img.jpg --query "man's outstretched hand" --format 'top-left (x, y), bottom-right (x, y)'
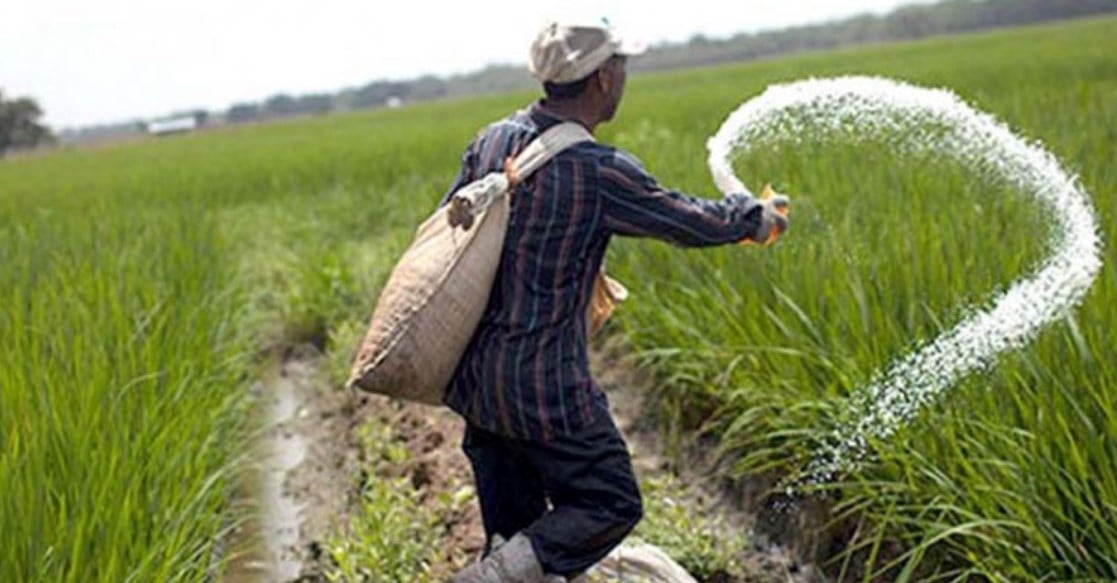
top-left (742, 184), bottom-right (790, 246)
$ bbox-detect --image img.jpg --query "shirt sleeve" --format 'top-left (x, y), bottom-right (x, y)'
top-left (599, 149), bottom-right (762, 247)
top-left (439, 141), bottom-right (478, 208)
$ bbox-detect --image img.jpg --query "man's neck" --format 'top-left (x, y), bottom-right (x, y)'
top-left (538, 99), bottom-right (598, 133)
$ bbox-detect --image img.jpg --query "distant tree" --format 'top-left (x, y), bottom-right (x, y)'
top-left (189, 109), bottom-right (209, 126)
top-left (264, 94), bottom-right (299, 117)
top-left (348, 81), bottom-right (409, 109)
top-left (296, 94), bottom-right (334, 115)
top-left (226, 102), bottom-right (261, 124)
top-left (0, 89), bottom-right (55, 157)
top-left (406, 75), bottom-right (448, 102)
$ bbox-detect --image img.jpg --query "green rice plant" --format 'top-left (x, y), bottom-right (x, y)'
top-left (606, 16), bottom-right (1117, 580)
top-left (0, 95), bottom-right (521, 581)
top-left (2, 14), bottom-right (1115, 582)
top-left (0, 202), bottom-right (250, 581)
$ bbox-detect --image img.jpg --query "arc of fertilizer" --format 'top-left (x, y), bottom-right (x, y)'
top-left (707, 76), bottom-right (1103, 485)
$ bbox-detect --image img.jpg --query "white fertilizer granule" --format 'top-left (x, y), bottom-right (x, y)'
top-left (707, 76), bottom-right (1103, 486)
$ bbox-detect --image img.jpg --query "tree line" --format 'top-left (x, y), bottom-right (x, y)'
top-left (632, 0), bottom-right (1117, 72)
top-left (38, 0), bottom-right (1117, 149)
top-left (214, 0), bottom-right (1117, 126)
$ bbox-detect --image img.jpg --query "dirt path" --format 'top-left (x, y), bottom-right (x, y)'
top-left (243, 347), bottom-right (825, 582)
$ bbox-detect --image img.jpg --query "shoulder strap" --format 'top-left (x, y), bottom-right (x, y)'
top-left (510, 122), bottom-right (595, 181)
top-left (445, 121), bottom-right (594, 230)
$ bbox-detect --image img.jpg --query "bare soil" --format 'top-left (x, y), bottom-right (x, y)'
top-left (259, 355), bottom-right (484, 582)
top-left (260, 343), bottom-right (829, 582)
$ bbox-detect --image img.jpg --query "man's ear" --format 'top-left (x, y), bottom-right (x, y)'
top-left (594, 68), bottom-right (610, 94)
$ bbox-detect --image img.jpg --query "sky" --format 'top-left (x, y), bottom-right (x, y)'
top-left (1, 0), bottom-right (916, 129)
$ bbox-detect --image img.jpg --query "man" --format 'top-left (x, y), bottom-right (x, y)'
top-left (445, 20), bottom-right (789, 583)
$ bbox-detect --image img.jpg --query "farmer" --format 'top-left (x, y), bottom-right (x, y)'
top-left (446, 20), bottom-right (789, 583)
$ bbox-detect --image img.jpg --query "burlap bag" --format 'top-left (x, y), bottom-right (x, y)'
top-left (589, 268), bottom-right (628, 335)
top-left (348, 123), bottom-right (595, 405)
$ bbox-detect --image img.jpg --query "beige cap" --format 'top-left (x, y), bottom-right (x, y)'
top-left (529, 21), bottom-right (646, 85)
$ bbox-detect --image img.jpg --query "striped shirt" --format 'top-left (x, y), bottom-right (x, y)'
top-left (442, 102), bottom-right (762, 442)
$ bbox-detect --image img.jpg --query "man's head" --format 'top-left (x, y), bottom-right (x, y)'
top-left (529, 21), bottom-right (644, 125)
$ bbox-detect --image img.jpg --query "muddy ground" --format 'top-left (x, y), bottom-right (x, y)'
top-left (249, 345), bottom-right (830, 582)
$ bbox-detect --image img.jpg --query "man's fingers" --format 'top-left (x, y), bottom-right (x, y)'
top-left (740, 193), bottom-right (791, 246)
top-left (770, 195), bottom-right (790, 217)
top-left (774, 211), bottom-right (789, 233)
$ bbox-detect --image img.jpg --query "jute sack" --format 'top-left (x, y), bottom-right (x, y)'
top-left (589, 267), bottom-right (628, 335)
top-left (347, 122), bottom-right (594, 405)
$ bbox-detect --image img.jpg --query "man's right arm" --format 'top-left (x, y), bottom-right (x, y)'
top-left (599, 149), bottom-right (762, 247)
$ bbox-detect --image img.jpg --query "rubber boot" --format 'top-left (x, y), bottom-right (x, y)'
top-left (449, 533), bottom-right (565, 582)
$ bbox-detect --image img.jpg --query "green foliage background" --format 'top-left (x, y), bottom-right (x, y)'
top-left (1, 16), bottom-right (1114, 581)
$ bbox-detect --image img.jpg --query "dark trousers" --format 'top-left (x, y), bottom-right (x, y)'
top-left (461, 414), bottom-right (643, 578)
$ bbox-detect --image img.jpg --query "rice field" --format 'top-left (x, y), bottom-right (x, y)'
top-left (1, 15), bottom-right (1114, 581)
